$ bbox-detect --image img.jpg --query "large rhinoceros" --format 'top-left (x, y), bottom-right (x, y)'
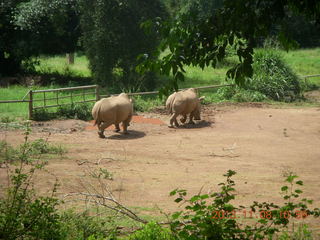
top-left (165, 88), bottom-right (204, 128)
top-left (92, 93), bottom-right (133, 138)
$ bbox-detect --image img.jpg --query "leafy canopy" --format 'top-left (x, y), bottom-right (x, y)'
top-left (138, 0), bottom-right (320, 92)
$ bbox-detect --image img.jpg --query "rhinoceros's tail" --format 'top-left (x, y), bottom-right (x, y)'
top-left (92, 103), bottom-right (102, 126)
top-left (165, 95), bottom-right (175, 114)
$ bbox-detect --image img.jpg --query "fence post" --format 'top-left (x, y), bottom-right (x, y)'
top-left (96, 85), bottom-right (100, 101)
top-left (29, 90), bottom-right (33, 120)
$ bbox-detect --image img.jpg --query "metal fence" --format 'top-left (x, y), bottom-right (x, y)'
top-left (0, 85), bottom-right (99, 119)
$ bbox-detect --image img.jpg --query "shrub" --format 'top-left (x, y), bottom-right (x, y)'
top-left (169, 170), bottom-right (319, 240)
top-left (128, 222), bottom-right (175, 240)
top-left (56, 103), bottom-right (93, 121)
top-left (0, 140), bottom-right (19, 164)
top-left (33, 103), bottom-right (93, 121)
top-left (247, 49), bottom-right (302, 102)
top-left (217, 86), bottom-right (267, 102)
top-left (132, 95), bottom-right (163, 112)
top-left (0, 130), bottom-right (62, 240)
top-left (33, 107), bottom-right (54, 121)
top-left (60, 210), bottom-right (117, 240)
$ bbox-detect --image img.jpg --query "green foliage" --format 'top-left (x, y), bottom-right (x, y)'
top-left (0, 0), bottom-right (80, 76)
top-left (57, 103), bottom-right (93, 121)
top-left (33, 108), bottom-right (54, 121)
top-left (132, 95), bottom-right (163, 112)
top-left (217, 86), bottom-right (267, 102)
top-left (80, 0), bottom-right (168, 91)
top-left (33, 103), bottom-right (93, 121)
top-left (128, 222), bottom-right (175, 240)
top-left (169, 170), bottom-right (319, 240)
top-left (278, 224), bottom-right (314, 240)
top-left (247, 49), bottom-right (302, 101)
top-left (60, 210), bottom-right (117, 240)
top-left (0, 134), bottom-right (66, 165)
top-left (0, 130), bottom-right (62, 240)
top-left (0, 140), bottom-right (19, 164)
top-left (138, 0), bottom-right (320, 91)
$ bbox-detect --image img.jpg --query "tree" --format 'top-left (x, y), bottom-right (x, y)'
top-left (0, 0), bottom-right (80, 77)
top-left (79, 0), bottom-right (168, 91)
top-left (138, 0), bottom-right (320, 92)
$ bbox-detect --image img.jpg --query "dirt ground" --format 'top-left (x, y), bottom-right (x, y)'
top-left (1, 103), bottom-right (320, 230)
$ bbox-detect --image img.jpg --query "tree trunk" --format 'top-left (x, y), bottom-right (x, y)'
top-left (66, 53), bottom-right (74, 64)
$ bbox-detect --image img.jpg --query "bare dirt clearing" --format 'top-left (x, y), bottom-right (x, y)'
top-left (1, 104), bottom-right (320, 228)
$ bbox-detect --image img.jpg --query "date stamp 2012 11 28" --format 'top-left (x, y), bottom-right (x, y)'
top-left (212, 210), bottom-right (308, 220)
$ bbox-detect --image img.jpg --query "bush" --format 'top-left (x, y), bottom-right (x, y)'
top-left (33, 103), bottom-right (93, 121)
top-left (128, 222), bottom-right (175, 240)
top-left (169, 170), bottom-right (319, 240)
top-left (60, 210), bottom-right (117, 240)
top-left (57, 103), bottom-right (93, 121)
top-left (217, 86), bottom-right (267, 102)
top-left (0, 130), bottom-right (62, 240)
top-left (247, 49), bottom-right (302, 102)
top-left (132, 95), bottom-right (163, 112)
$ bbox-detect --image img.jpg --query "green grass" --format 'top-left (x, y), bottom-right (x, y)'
top-left (0, 84), bottom-right (96, 119)
top-left (35, 54), bottom-right (91, 77)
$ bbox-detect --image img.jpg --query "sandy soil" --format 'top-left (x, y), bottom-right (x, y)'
top-left (1, 103), bottom-right (320, 230)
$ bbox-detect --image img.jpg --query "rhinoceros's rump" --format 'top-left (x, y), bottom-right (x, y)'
top-left (166, 88), bottom-right (204, 128)
top-left (92, 93), bottom-right (133, 138)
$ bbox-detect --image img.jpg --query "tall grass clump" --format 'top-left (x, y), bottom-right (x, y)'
top-left (247, 49), bottom-right (302, 101)
top-left (218, 49), bottom-right (303, 102)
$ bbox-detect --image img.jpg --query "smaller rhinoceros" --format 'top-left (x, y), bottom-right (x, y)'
top-left (92, 93), bottom-right (133, 138)
top-left (165, 88), bottom-right (205, 128)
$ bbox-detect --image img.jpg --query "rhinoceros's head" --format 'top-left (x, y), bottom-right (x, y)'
top-left (194, 96), bottom-right (205, 120)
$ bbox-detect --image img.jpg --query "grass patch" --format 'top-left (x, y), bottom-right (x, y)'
top-left (0, 137), bottom-right (66, 165)
top-left (35, 54), bottom-right (91, 78)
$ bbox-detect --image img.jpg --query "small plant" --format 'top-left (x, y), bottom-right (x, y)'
top-left (278, 224), bottom-right (314, 240)
top-left (128, 221), bottom-right (175, 240)
top-left (60, 210), bottom-right (117, 240)
top-left (90, 168), bottom-right (114, 180)
top-left (132, 95), bottom-right (163, 112)
top-left (57, 103), bottom-right (93, 121)
top-left (33, 107), bottom-right (54, 121)
top-left (0, 116), bottom-right (15, 123)
top-left (0, 140), bottom-right (19, 164)
top-left (0, 129), bottom-right (63, 240)
top-left (169, 170), bottom-right (319, 240)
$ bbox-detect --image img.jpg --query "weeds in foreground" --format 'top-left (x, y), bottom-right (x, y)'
top-left (168, 170), bottom-right (319, 239)
top-left (0, 135), bottom-right (66, 165)
top-left (0, 127), bottom-right (62, 240)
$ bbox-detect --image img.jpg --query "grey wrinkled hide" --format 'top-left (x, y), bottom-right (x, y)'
top-left (92, 93), bottom-right (133, 138)
top-left (165, 88), bottom-right (204, 128)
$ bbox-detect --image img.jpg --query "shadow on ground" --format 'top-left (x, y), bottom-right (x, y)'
top-left (107, 130), bottom-right (146, 140)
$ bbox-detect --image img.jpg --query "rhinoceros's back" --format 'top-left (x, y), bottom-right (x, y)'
top-left (92, 94), bottom-right (133, 124)
top-left (173, 89), bottom-right (198, 114)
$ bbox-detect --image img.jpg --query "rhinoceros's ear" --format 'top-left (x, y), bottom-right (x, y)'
top-left (199, 96), bottom-right (205, 101)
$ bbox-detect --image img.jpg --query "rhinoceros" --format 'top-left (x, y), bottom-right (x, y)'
top-left (165, 88), bottom-right (205, 128)
top-left (92, 93), bottom-right (133, 138)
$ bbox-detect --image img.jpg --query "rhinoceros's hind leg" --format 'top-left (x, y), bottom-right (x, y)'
top-left (169, 113), bottom-right (179, 128)
top-left (114, 123), bottom-right (120, 132)
top-left (98, 121), bottom-right (113, 138)
top-left (188, 113), bottom-right (195, 124)
top-left (122, 118), bottom-right (131, 134)
top-left (180, 114), bottom-right (187, 124)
